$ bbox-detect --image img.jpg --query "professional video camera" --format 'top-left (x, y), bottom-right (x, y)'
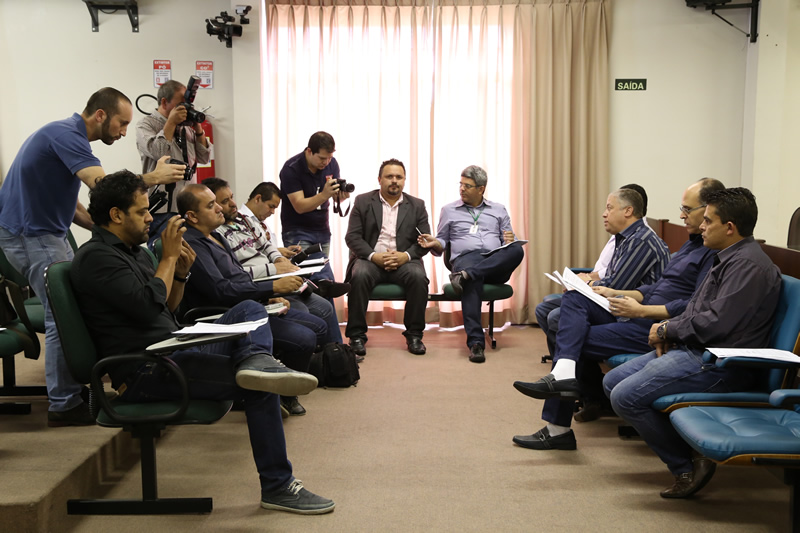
top-left (333, 178), bottom-right (355, 193)
top-left (206, 11), bottom-right (243, 48)
top-left (180, 76), bottom-right (205, 126)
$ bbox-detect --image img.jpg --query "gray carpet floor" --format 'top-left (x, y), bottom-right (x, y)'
top-left (2, 324), bottom-right (791, 532)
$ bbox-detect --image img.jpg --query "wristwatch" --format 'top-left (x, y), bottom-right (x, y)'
top-left (174, 272), bottom-right (191, 283)
top-left (656, 320), bottom-right (669, 340)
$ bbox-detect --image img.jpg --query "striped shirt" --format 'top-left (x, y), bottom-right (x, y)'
top-left (219, 214), bottom-right (283, 279)
top-left (594, 218), bottom-right (670, 290)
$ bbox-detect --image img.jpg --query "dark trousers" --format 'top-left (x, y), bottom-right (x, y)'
top-left (345, 258), bottom-right (429, 342)
top-left (270, 307), bottom-right (327, 373)
top-left (452, 244), bottom-right (524, 348)
top-left (119, 300), bottom-right (292, 492)
top-left (541, 290), bottom-right (652, 427)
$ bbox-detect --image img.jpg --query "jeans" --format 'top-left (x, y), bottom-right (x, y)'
top-left (270, 307), bottom-right (327, 372)
top-left (0, 227), bottom-right (82, 411)
top-left (120, 300), bottom-right (293, 491)
top-left (603, 346), bottom-right (755, 475)
top-left (452, 244), bottom-right (524, 348)
top-left (286, 292), bottom-right (343, 343)
top-left (534, 296), bottom-right (562, 357)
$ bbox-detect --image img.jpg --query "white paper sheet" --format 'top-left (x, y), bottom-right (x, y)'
top-left (708, 347), bottom-right (800, 363)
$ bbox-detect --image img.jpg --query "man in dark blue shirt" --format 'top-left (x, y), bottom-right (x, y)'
top-left (279, 131), bottom-right (350, 286)
top-left (177, 184), bottom-right (329, 416)
top-left (512, 179), bottom-right (724, 451)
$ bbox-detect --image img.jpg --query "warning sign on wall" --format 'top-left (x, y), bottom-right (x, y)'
top-left (196, 61), bottom-right (214, 89)
top-left (153, 60), bottom-right (172, 88)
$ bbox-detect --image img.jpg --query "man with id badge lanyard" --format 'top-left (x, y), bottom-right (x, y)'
top-left (418, 165), bottom-right (524, 363)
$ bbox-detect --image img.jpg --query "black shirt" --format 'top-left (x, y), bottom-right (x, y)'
top-left (667, 236), bottom-right (781, 348)
top-left (71, 226), bottom-right (180, 373)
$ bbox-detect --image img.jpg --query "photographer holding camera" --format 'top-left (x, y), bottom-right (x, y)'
top-left (278, 131), bottom-right (351, 293)
top-left (136, 79), bottom-right (210, 244)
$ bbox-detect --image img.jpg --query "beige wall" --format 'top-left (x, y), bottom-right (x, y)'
top-left (609, 0), bottom-right (749, 224)
top-left (0, 0), bottom-right (238, 244)
top-left (745, 0), bottom-right (800, 245)
top-left (2, 0), bottom-right (799, 246)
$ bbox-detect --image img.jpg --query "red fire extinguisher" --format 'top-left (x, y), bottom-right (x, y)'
top-left (196, 120), bottom-right (215, 183)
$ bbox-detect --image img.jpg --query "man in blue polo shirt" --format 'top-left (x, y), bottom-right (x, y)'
top-left (279, 132), bottom-right (350, 292)
top-left (0, 87), bottom-right (184, 426)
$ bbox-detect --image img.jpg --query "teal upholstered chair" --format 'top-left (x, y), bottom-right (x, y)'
top-left (0, 248), bottom-right (46, 413)
top-left (45, 260), bottom-right (233, 515)
top-left (670, 380), bottom-right (800, 532)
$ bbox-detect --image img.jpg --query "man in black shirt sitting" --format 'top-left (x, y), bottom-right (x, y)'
top-left (70, 170), bottom-right (334, 515)
top-left (603, 187), bottom-right (781, 500)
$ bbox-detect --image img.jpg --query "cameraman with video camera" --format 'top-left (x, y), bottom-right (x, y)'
top-left (136, 79), bottom-right (210, 245)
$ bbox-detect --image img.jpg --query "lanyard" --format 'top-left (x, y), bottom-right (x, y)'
top-left (467, 206), bottom-right (484, 225)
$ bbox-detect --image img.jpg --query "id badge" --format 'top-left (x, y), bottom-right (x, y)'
top-left (469, 223), bottom-right (479, 235)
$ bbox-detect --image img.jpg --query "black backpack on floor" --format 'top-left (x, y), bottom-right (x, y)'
top-left (308, 342), bottom-right (360, 388)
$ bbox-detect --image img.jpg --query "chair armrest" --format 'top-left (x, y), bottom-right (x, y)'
top-left (91, 353), bottom-right (189, 425)
top-left (769, 389), bottom-right (800, 408)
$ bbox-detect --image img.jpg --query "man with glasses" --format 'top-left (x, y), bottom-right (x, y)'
top-left (418, 165), bottom-right (524, 363)
top-left (511, 178), bottom-right (723, 450)
top-left (535, 184), bottom-right (651, 360)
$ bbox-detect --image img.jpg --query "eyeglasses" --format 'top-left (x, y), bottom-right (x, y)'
top-left (459, 182), bottom-right (477, 190)
top-left (679, 204), bottom-right (706, 215)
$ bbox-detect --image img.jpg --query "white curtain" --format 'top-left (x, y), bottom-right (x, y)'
top-left (262, 0), bottom-right (609, 328)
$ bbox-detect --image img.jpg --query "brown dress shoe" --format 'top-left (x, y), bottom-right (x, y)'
top-left (660, 457), bottom-right (716, 498)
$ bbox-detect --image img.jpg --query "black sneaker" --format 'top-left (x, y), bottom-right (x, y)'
top-left (235, 353), bottom-right (318, 396)
top-left (261, 479), bottom-right (335, 514)
top-left (280, 396), bottom-right (307, 416)
top-left (47, 402), bottom-right (96, 428)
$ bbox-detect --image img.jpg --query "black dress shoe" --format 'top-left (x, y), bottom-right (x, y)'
top-left (513, 426), bottom-right (577, 450)
top-left (349, 338), bottom-right (367, 356)
top-left (280, 396), bottom-right (307, 416)
top-left (513, 374), bottom-right (581, 400)
top-left (469, 344), bottom-right (485, 363)
top-left (316, 280), bottom-right (351, 298)
top-left (449, 271), bottom-right (465, 296)
top-left (407, 337), bottom-right (426, 355)
top-left (660, 457), bottom-right (717, 498)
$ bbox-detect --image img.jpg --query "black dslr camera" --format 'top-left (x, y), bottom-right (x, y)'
top-left (179, 76), bottom-right (206, 126)
top-left (168, 158), bottom-right (196, 181)
top-left (333, 178), bottom-right (355, 193)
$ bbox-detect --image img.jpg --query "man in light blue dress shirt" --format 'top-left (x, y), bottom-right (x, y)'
top-left (419, 165), bottom-right (524, 363)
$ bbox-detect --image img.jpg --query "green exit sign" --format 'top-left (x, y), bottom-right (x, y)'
top-left (615, 79), bottom-right (647, 91)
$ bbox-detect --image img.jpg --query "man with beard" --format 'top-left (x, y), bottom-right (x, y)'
top-left (344, 159), bottom-right (431, 356)
top-left (0, 87), bottom-right (184, 426)
top-left (71, 170), bottom-right (333, 514)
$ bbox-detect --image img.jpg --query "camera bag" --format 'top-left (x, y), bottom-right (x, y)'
top-left (308, 342), bottom-right (360, 388)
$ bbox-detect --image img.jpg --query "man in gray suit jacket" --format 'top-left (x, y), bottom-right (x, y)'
top-left (345, 159), bottom-right (431, 356)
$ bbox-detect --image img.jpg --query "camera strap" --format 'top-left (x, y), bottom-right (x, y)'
top-left (332, 195), bottom-right (351, 217)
